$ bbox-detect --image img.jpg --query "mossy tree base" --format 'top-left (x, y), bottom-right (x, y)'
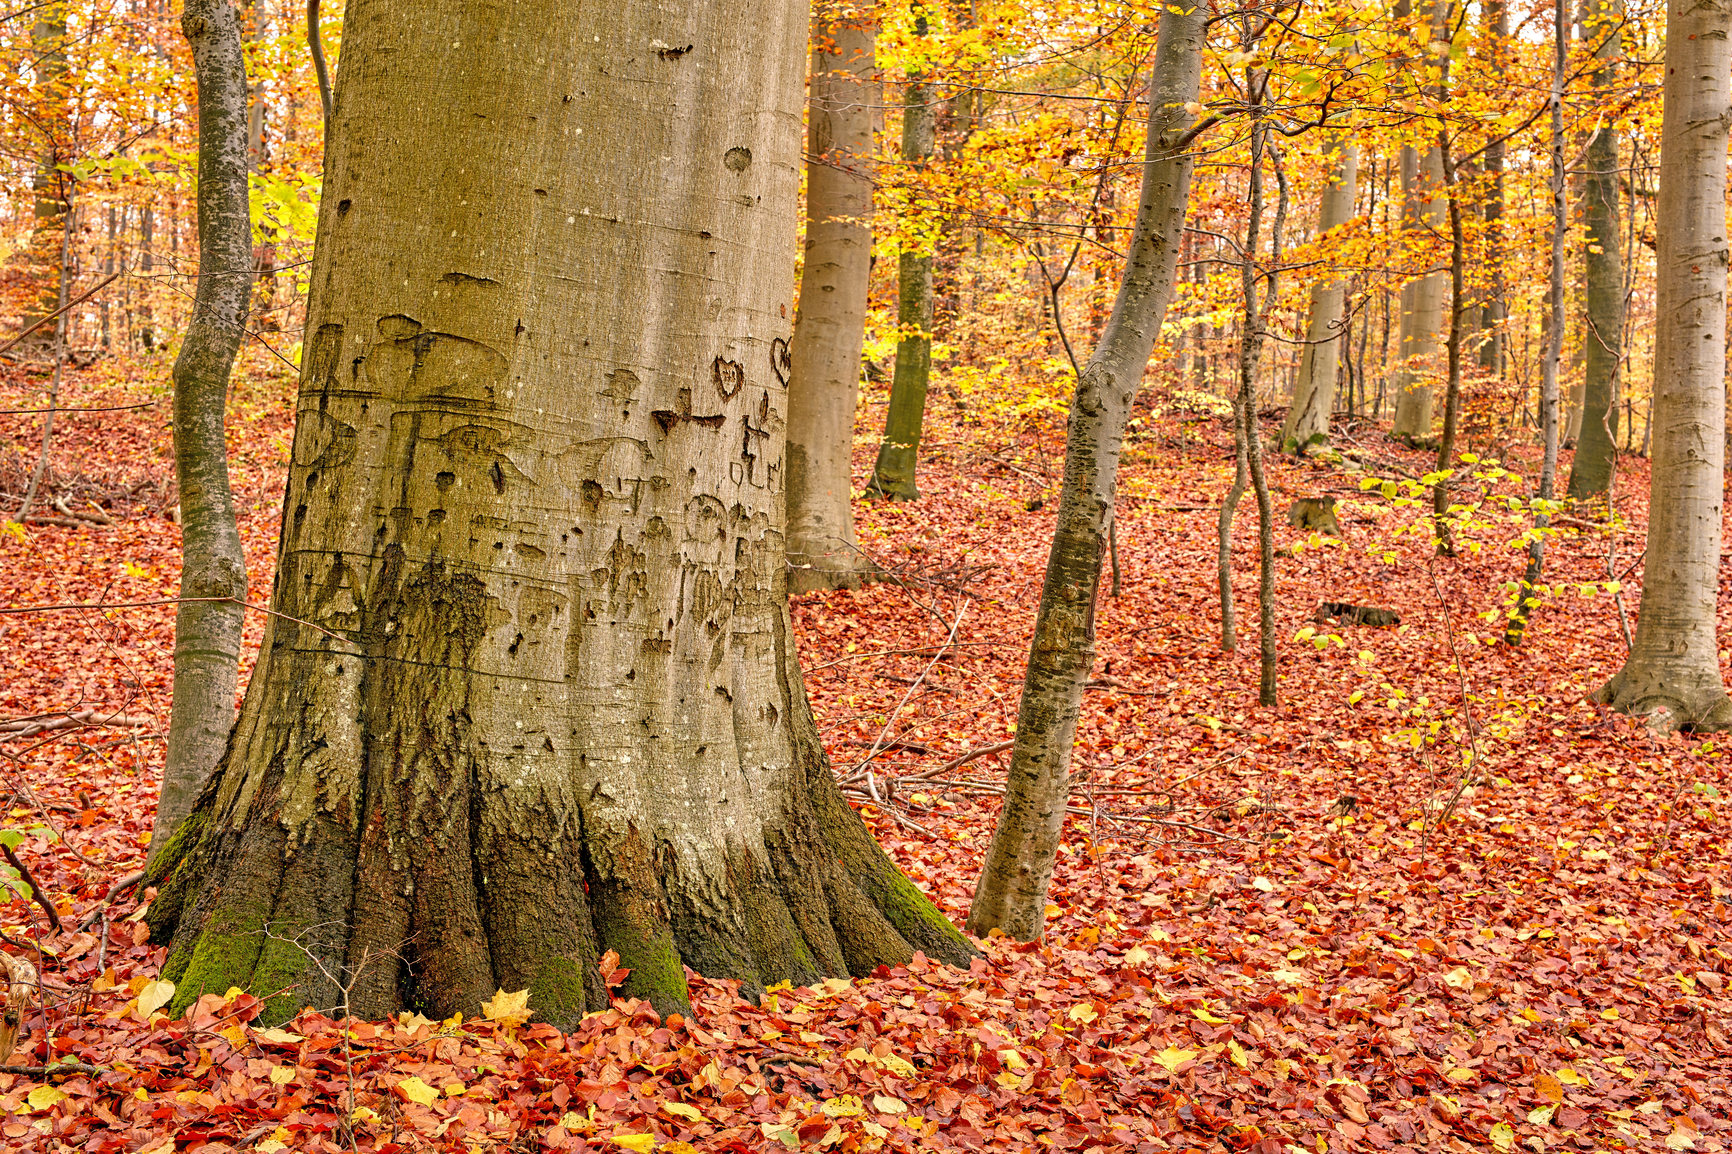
top-left (144, 0), bottom-right (974, 1030)
top-left (1591, 666), bottom-right (1732, 733)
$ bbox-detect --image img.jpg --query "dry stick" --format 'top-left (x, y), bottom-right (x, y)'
top-left (849, 601), bottom-right (969, 789)
top-left (0, 269), bottom-right (123, 360)
top-left (76, 870), bottom-right (144, 931)
top-left (0, 843), bottom-right (64, 934)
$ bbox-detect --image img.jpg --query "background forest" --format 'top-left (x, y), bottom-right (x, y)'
top-left (0, 1), bottom-right (1730, 1153)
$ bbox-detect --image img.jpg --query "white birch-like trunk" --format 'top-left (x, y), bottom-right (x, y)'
top-left (1280, 138), bottom-right (1358, 452)
top-left (1591, 0), bottom-right (1732, 730)
top-left (786, 9), bottom-right (878, 593)
top-left (148, 0), bottom-right (973, 1026)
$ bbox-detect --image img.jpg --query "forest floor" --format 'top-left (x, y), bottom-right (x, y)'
top-left (0, 355), bottom-right (1729, 1153)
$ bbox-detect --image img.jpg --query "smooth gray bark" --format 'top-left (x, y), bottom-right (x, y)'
top-left (150, 0), bottom-right (252, 872)
top-left (1389, 141), bottom-right (1446, 439)
top-left (1280, 138), bottom-right (1358, 453)
top-left (147, 0), bottom-right (974, 1025)
top-left (1592, 0), bottom-right (1732, 728)
top-left (967, 1), bottom-right (1206, 940)
top-left (1566, 0), bottom-right (1624, 500)
top-left (786, 8), bottom-right (878, 593)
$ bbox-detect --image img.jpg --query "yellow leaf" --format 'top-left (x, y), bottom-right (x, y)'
top-left (1444, 1067), bottom-right (1476, 1082)
top-left (799, 1032), bottom-right (825, 1044)
top-left (1044, 904), bottom-right (1062, 917)
top-left (873, 1094), bottom-right (907, 1114)
top-left (611, 1134), bottom-right (657, 1153)
top-left (257, 1126), bottom-right (294, 1153)
top-left (1528, 1105), bottom-right (1557, 1125)
top-left (821, 1094), bottom-right (865, 1117)
top-left (662, 1144), bottom-right (700, 1154)
top-left (1000, 1048), bottom-right (1027, 1070)
top-left (136, 979), bottom-right (175, 1018)
top-left (1067, 1003), bottom-right (1099, 1024)
top-left (1600, 1007), bottom-right (1620, 1021)
top-left (27, 1085), bottom-right (68, 1111)
top-left (269, 1065), bottom-right (296, 1086)
top-left (1153, 1046), bottom-right (1198, 1074)
top-left (254, 1027), bottom-right (305, 1044)
top-left (1667, 1126), bottom-right (1698, 1150)
top-left (351, 1106), bottom-right (380, 1125)
top-left (558, 1111), bottom-right (586, 1131)
top-left (1442, 966), bottom-right (1473, 989)
top-left (663, 1101), bottom-right (703, 1122)
top-left (994, 1070), bottom-right (1023, 1089)
top-left (880, 1053), bottom-right (917, 1079)
top-left (218, 1024), bottom-right (250, 1049)
top-left (844, 1047), bottom-right (872, 1063)
top-left (1228, 1040), bottom-right (1253, 1069)
top-left (481, 987), bottom-right (532, 1027)
top-left (1124, 946), bottom-right (1151, 966)
top-left (1490, 1122), bottom-right (1515, 1151)
top-left (862, 1121), bottom-right (889, 1138)
top-left (443, 1081), bottom-right (466, 1097)
top-left (396, 1076), bottom-right (441, 1107)
top-left (1193, 1008), bottom-right (1228, 1024)
top-left (1555, 1066), bottom-right (1589, 1087)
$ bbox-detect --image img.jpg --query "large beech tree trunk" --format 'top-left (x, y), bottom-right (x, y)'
top-left (1591, 0), bottom-right (1732, 730)
top-left (1279, 137), bottom-right (1357, 453)
top-left (1388, 142), bottom-right (1446, 440)
top-left (150, 0), bottom-right (252, 872)
top-left (867, 9), bottom-right (936, 501)
top-left (1565, 0), bottom-right (1623, 500)
top-left (147, 0), bottom-right (974, 1027)
top-left (786, 6), bottom-right (878, 593)
top-left (967, 1), bottom-right (1206, 940)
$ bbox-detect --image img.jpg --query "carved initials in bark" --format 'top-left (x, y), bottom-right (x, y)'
top-left (651, 386), bottom-right (725, 433)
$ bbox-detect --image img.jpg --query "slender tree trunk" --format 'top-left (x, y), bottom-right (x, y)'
top-left (1566, 0), bottom-right (1624, 500)
top-left (1218, 389), bottom-right (1248, 652)
top-left (20, 4), bottom-right (70, 347)
top-left (1243, 129), bottom-right (1285, 707)
top-left (148, 0), bottom-right (974, 1026)
top-left (1280, 138), bottom-right (1357, 453)
top-left (1433, 135), bottom-right (1466, 554)
top-left (1591, 0), bottom-right (1732, 728)
top-left (15, 202), bottom-right (74, 526)
top-left (867, 9), bottom-right (935, 501)
top-left (966, 2), bottom-right (1207, 940)
top-left (786, 7), bottom-right (878, 592)
top-left (1506, 0), bottom-right (1568, 647)
top-left (1478, 0), bottom-right (1508, 378)
top-left (149, 0), bottom-right (253, 873)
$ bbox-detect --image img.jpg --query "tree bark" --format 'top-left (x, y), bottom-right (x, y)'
top-left (786, 6), bottom-right (878, 593)
top-left (966, 1), bottom-right (1206, 940)
top-left (150, 0), bottom-right (253, 873)
top-left (1566, 0), bottom-right (1624, 500)
top-left (1388, 141), bottom-right (1446, 440)
top-left (19, 3), bottom-right (70, 347)
top-left (867, 9), bottom-right (936, 501)
top-left (1279, 138), bottom-right (1357, 453)
top-left (1389, 0), bottom-right (1451, 441)
top-left (1590, 0), bottom-right (1732, 729)
top-left (148, 0), bottom-right (974, 1027)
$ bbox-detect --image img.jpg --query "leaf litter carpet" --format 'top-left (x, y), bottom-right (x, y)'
top-left (0, 363), bottom-right (1728, 1152)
